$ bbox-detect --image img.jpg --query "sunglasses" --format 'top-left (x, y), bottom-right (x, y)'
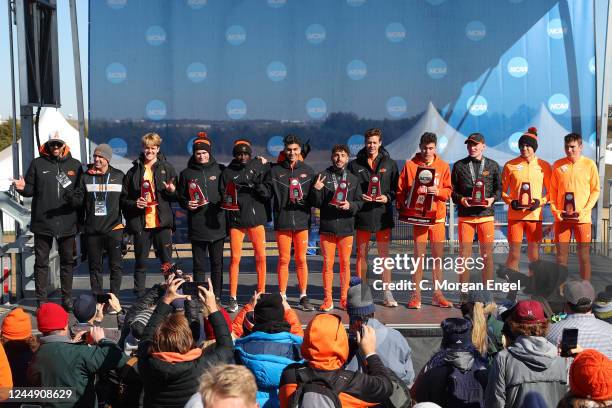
top-left (49, 142), bottom-right (64, 149)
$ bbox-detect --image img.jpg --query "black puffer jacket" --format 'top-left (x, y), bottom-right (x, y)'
top-left (71, 165), bottom-right (125, 234)
top-left (18, 145), bottom-right (83, 237)
top-left (451, 156), bottom-right (502, 217)
top-left (263, 159), bottom-right (315, 231)
top-left (177, 156), bottom-right (227, 242)
top-left (347, 146), bottom-right (399, 232)
top-left (138, 302), bottom-right (234, 408)
top-left (121, 153), bottom-right (178, 233)
top-left (220, 158), bottom-right (271, 228)
top-left (310, 166), bottom-right (363, 236)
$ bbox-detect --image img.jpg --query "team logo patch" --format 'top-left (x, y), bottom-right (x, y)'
top-left (482, 170), bottom-right (489, 176)
top-left (209, 176), bottom-right (216, 180)
top-left (67, 170), bottom-right (76, 176)
top-left (561, 165), bottom-right (568, 172)
top-left (300, 173), bottom-right (307, 178)
top-left (380, 168), bottom-right (387, 173)
top-left (161, 170), bottom-right (166, 175)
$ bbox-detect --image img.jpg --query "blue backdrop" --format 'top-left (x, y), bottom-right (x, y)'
top-left (89, 0), bottom-right (596, 172)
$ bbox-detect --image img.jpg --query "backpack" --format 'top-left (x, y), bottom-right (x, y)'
top-left (288, 366), bottom-right (351, 408)
top-left (382, 368), bottom-right (413, 408)
top-left (445, 364), bottom-right (484, 408)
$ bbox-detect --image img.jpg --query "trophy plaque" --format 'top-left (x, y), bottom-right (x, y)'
top-left (330, 180), bottom-right (349, 207)
top-left (398, 166), bottom-right (436, 225)
top-left (562, 192), bottom-right (579, 220)
top-left (467, 178), bottom-right (487, 207)
top-left (221, 181), bottom-right (239, 211)
top-left (188, 179), bottom-right (208, 207)
top-left (367, 174), bottom-right (382, 199)
top-left (141, 179), bottom-right (158, 207)
top-left (516, 182), bottom-right (532, 209)
top-left (288, 178), bottom-right (303, 203)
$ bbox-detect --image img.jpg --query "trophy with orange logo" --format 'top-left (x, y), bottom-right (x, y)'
top-left (399, 167), bottom-right (436, 225)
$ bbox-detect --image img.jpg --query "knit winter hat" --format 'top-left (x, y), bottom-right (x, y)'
top-left (204, 308), bottom-right (232, 340)
top-left (233, 139), bottom-right (252, 156)
top-left (192, 132), bottom-right (212, 154)
top-left (93, 143), bottom-right (113, 163)
top-left (36, 303), bottom-right (69, 333)
top-left (73, 294), bottom-right (97, 323)
top-left (569, 349), bottom-right (612, 401)
top-left (518, 127), bottom-right (538, 152)
top-left (1, 307), bottom-right (32, 340)
top-left (254, 293), bottom-right (285, 324)
top-left (347, 277), bottom-right (375, 318)
top-left (441, 317), bottom-right (473, 350)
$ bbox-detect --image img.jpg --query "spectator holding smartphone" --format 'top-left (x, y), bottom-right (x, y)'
top-left (72, 293), bottom-right (123, 343)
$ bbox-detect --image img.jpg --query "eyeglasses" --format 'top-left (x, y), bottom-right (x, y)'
top-left (49, 142), bottom-right (64, 149)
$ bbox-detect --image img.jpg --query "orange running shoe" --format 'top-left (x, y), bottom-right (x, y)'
top-left (432, 292), bottom-right (453, 308)
top-left (319, 299), bottom-right (334, 312)
top-left (338, 298), bottom-right (347, 311)
top-left (407, 292), bottom-right (421, 309)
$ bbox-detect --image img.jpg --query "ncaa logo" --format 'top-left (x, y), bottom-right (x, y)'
top-left (306, 24), bottom-right (326, 44)
top-left (267, 0), bottom-right (286, 8)
top-left (548, 93), bottom-right (569, 115)
top-left (226, 25), bottom-right (246, 45)
top-left (386, 97), bottom-right (407, 117)
top-left (146, 100), bottom-right (167, 121)
top-left (589, 57), bottom-right (595, 75)
top-left (427, 59), bottom-right (447, 79)
top-left (107, 0), bottom-right (126, 9)
top-left (187, 62), bottom-right (207, 83)
top-left (507, 57), bottom-right (528, 78)
top-left (467, 95), bottom-right (488, 116)
top-left (438, 135), bottom-right (449, 152)
top-left (547, 19), bottom-right (567, 39)
top-left (108, 138), bottom-right (128, 157)
top-left (306, 98), bottom-right (327, 119)
top-left (348, 134), bottom-right (365, 156)
top-left (347, 60), bottom-right (367, 80)
top-left (146, 26), bottom-right (166, 46)
top-left (419, 170), bottom-right (433, 183)
top-left (267, 136), bottom-right (284, 156)
top-left (106, 63), bottom-right (127, 84)
top-left (385, 23), bottom-right (406, 43)
top-left (347, 0), bottom-right (366, 6)
top-left (508, 132), bottom-right (523, 153)
top-left (226, 99), bottom-right (247, 120)
top-left (466, 21), bottom-right (486, 41)
top-left (267, 61), bottom-right (287, 82)
top-left (187, 0), bottom-right (207, 9)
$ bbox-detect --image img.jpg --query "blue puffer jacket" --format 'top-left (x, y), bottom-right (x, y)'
top-left (235, 331), bottom-right (304, 408)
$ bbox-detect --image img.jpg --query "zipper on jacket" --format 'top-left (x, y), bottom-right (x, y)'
top-left (291, 166), bottom-right (296, 230)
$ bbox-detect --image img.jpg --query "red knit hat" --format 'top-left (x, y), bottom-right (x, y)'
top-left (36, 303), bottom-right (69, 333)
top-left (204, 308), bottom-right (232, 340)
top-left (569, 349), bottom-right (612, 401)
top-left (1, 307), bottom-right (32, 340)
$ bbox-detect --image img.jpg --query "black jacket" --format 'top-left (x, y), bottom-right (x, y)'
top-left (177, 156), bottom-right (227, 242)
top-left (347, 146), bottom-right (399, 232)
top-left (310, 166), bottom-right (363, 236)
top-left (121, 153), bottom-right (178, 233)
top-left (71, 165), bottom-right (124, 235)
top-left (263, 159), bottom-right (314, 231)
top-left (19, 146), bottom-right (83, 237)
top-left (451, 156), bottom-right (502, 217)
top-left (220, 158), bottom-right (271, 228)
top-left (138, 302), bottom-right (234, 408)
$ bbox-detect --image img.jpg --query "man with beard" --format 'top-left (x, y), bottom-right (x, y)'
top-left (178, 133), bottom-right (226, 301)
top-left (310, 144), bottom-right (363, 311)
top-left (221, 139), bottom-right (271, 312)
top-left (121, 133), bottom-right (178, 298)
top-left (348, 128), bottom-right (399, 307)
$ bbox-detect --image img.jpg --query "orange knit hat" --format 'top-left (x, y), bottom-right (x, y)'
top-left (1, 307), bottom-right (32, 340)
top-left (569, 349), bottom-right (612, 401)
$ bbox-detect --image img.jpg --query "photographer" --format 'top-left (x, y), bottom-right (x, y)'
top-left (71, 293), bottom-right (123, 344)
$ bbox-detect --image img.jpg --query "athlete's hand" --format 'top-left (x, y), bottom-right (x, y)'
top-left (375, 195), bottom-right (388, 203)
top-left (337, 201), bottom-right (351, 211)
top-left (136, 197), bottom-right (148, 209)
top-left (461, 197), bottom-right (471, 207)
top-left (485, 197), bottom-right (495, 207)
top-left (163, 179), bottom-right (176, 193)
top-left (188, 200), bottom-right (200, 210)
top-left (12, 176), bottom-right (25, 191)
top-left (361, 194), bottom-right (373, 202)
top-left (314, 174), bottom-right (326, 191)
top-left (427, 186), bottom-right (439, 195)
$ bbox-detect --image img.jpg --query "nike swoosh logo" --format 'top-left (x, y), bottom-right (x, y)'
top-left (43, 171), bottom-right (50, 174)
top-left (233, 175), bottom-right (239, 180)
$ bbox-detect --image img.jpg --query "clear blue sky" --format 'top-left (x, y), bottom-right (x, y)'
top-left (0, 0), bottom-right (88, 120)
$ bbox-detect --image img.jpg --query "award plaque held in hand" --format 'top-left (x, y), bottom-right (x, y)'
top-left (330, 180), bottom-right (349, 207)
top-left (467, 179), bottom-right (487, 207)
top-left (221, 181), bottom-right (239, 211)
top-left (516, 182), bottom-right (532, 209)
top-left (288, 178), bottom-right (303, 203)
top-left (141, 179), bottom-right (158, 207)
top-left (399, 166), bottom-right (436, 225)
top-left (188, 179), bottom-right (208, 207)
top-left (562, 192), bottom-right (579, 220)
top-left (367, 174), bottom-right (381, 199)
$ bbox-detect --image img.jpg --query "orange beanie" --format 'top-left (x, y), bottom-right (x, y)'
top-left (1, 307), bottom-right (32, 340)
top-left (569, 349), bottom-right (612, 401)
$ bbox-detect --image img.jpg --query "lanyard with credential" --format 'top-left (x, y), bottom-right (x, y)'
top-left (331, 171), bottom-right (347, 190)
top-left (468, 158), bottom-right (486, 184)
top-left (92, 173), bottom-right (110, 204)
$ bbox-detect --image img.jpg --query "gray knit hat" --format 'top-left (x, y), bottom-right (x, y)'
top-left (94, 143), bottom-right (113, 163)
top-left (347, 277), bottom-right (375, 318)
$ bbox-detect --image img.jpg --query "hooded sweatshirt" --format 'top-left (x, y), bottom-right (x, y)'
top-left (177, 155), bottom-right (227, 242)
top-left (484, 336), bottom-right (567, 408)
top-left (279, 314), bottom-right (393, 408)
top-left (18, 143), bottom-right (83, 237)
top-left (397, 153), bottom-right (452, 223)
